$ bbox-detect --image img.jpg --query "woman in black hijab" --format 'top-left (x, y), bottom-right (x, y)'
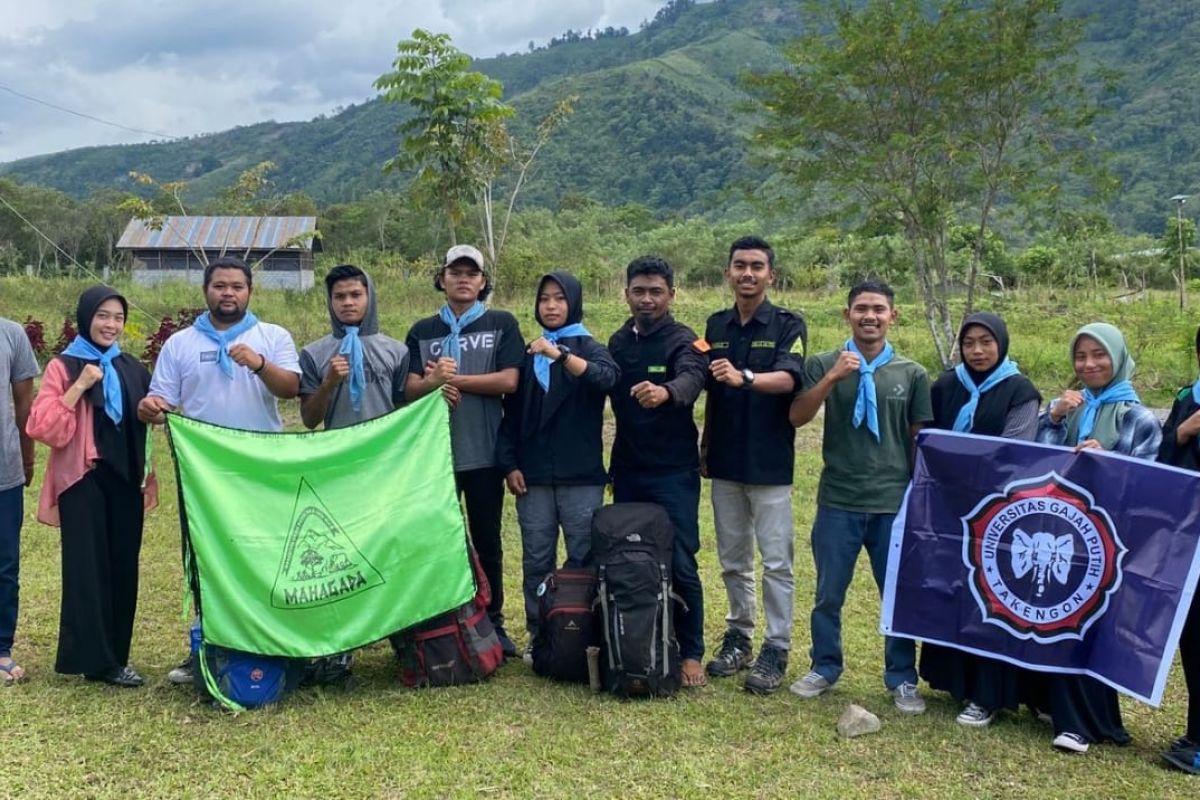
top-left (27, 286), bottom-right (156, 687)
top-left (919, 313), bottom-right (1041, 726)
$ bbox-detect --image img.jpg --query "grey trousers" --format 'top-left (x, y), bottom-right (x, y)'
top-left (517, 484), bottom-right (605, 631)
top-left (711, 479), bottom-right (795, 651)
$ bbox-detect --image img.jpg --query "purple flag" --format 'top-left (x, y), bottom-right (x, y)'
top-left (882, 429), bottom-right (1200, 705)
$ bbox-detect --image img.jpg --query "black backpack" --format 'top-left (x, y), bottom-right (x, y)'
top-left (591, 503), bottom-right (680, 698)
top-left (531, 567), bottom-right (601, 684)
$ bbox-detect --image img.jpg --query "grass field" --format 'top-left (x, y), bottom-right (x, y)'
top-left (1, 274), bottom-right (1199, 798)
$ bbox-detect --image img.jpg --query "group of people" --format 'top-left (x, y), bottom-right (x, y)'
top-left (0, 234), bottom-right (1198, 771)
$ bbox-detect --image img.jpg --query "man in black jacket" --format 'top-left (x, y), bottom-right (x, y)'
top-left (608, 256), bottom-right (709, 687)
top-left (702, 236), bottom-right (807, 695)
top-left (496, 272), bottom-right (619, 658)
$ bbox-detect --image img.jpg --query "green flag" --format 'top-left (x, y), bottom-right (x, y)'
top-left (166, 393), bottom-right (475, 657)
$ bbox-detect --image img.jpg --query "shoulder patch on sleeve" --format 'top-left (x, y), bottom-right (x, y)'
top-left (692, 338), bottom-right (711, 353)
top-left (790, 338), bottom-right (806, 356)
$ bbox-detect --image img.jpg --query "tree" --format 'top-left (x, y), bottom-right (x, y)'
top-left (374, 30), bottom-right (514, 246)
top-left (477, 96), bottom-right (577, 274)
top-left (748, 0), bottom-right (1102, 366)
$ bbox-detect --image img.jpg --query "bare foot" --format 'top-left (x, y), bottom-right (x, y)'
top-left (0, 656), bottom-right (26, 684)
top-left (681, 658), bottom-right (707, 688)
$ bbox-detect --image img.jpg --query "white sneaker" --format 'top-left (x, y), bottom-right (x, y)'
top-left (891, 682), bottom-right (927, 715)
top-left (789, 670), bottom-right (833, 699)
top-left (1052, 732), bottom-right (1090, 753)
top-left (956, 702), bottom-right (995, 727)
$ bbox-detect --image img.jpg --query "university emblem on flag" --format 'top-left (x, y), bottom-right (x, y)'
top-left (961, 472), bottom-right (1125, 643)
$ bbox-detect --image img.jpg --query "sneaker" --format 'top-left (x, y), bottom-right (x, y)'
top-left (706, 630), bottom-right (753, 677)
top-left (1170, 735), bottom-right (1198, 752)
top-left (166, 657), bottom-right (194, 685)
top-left (743, 644), bottom-right (788, 695)
top-left (494, 625), bottom-right (518, 660)
top-left (956, 702), bottom-right (995, 728)
top-left (1162, 744), bottom-right (1200, 774)
top-left (789, 670), bottom-right (833, 699)
top-left (891, 682), bottom-right (927, 715)
top-left (1052, 732), bottom-right (1090, 754)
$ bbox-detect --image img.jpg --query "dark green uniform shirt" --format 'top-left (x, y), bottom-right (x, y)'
top-left (806, 349), bottom-right (933, 513)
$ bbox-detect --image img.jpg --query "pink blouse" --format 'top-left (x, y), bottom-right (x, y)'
top-left (26, 358), bottom-right (158, 526)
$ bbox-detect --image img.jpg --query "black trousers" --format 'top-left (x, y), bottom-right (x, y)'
top-left (55, 462), bottom-right (144, 676)
top-left (455, 466), bottom-right (506, 626)
top-left (1182, 592), bottom-right (1200, 741)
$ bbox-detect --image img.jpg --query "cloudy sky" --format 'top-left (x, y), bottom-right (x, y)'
top-left (0, 0), bottom-right (665, 163)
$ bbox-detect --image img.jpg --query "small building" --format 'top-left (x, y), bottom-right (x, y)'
top-left (118, 216), bottom-right (321, 290)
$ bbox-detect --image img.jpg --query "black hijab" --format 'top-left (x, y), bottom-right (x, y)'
top-left (930, 312), bottom-right (1041, 436)
top-left (58, 286), bottom-right (151, 483)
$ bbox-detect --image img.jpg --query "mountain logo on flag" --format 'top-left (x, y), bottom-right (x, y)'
top-left (271, 478), bottom-right (385, 609)
top-left (961, 471), bottom-right (1125, 643)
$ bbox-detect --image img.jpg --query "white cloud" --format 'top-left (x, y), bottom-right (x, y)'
top-left (0, 0), bottom-right (665, 163)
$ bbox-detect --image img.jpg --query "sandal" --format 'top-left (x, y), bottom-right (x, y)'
top-left (0, 657), bottom-right (26, 685)
top-left (680, 658), bottom-right (708, 688)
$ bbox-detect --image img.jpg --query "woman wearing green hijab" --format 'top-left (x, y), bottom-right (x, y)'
top-left (1031, 321), bottom-right (1162, 754)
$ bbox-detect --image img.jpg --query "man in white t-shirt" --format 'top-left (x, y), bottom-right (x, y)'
top-left (137, 256), bottom-right (301, 683)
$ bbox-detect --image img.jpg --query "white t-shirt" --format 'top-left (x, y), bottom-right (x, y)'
top-left (148, 322), bottom-right (300, 432)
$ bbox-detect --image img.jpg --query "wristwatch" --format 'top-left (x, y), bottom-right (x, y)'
top-left (741, 368), bottom-right (756, 387)
top-left (555, 345), bottom-right (573, 364)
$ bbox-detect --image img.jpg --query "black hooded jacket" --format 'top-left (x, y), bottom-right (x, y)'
top-left (57, 285), bottom-right (151, 484)
top-left (495, 272), bottom-right (620, 485)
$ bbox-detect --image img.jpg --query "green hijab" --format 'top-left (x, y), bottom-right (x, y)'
top-left (1064, 322), bottom-right (1138, 449)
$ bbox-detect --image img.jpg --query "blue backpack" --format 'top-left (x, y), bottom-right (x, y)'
top-left (191, 623), bottom-right (305, 710)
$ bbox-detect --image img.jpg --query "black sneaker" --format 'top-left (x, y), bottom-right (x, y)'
top-left (494, 625), bottom-right (518, 659)
top-left (743, 644), bottom-right (788, 695)
top-left (706, 630), bottom-right (753, 677)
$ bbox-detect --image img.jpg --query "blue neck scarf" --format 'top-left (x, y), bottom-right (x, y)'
top-left (534, 324), bottom-right (591, 391)
top-left (61, 336), bottom-right (123, 425)
top-left (952, 358), bottom-right (1022, 433)
top-left (846, 339), bottom-right (894, 443)
top-left (1077, 380), bottom-right (1141, 441)
top-left (438, 302), bottom-right (487, 363)
top-left (193, 311), bottom-right (259, 379)
top-left (338, 326), bottom-right (365, 412)
top-left (1192, 377), bottom-right (1200, 406)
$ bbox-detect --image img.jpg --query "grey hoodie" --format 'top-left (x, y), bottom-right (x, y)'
top-left (299, 271), bottom-right (411, 428)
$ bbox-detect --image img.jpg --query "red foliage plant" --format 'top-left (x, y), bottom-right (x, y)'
top-left (50, 318), bottom-right (76, 357)
top-left (22, 317), bottom-right (45, 359)
top-left (142, 308), bottom-right (204, 369)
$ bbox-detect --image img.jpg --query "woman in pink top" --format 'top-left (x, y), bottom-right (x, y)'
top-left (27, 286), bottom-right (156, 688)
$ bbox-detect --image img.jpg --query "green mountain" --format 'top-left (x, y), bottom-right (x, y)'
top-left (1, 0), bottom-right (1198, 232)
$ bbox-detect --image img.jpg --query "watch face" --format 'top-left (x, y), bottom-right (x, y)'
top-left (742, 368), bottom-right (754, 383)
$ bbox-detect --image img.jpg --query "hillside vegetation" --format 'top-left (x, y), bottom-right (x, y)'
top-left (2, 0), bottom-right (1199, 232)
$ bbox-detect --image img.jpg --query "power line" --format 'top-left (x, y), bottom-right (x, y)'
top-left (0, 83), bottom-right (179, 141)
top-left (0, 190), bottom-right (158, 323)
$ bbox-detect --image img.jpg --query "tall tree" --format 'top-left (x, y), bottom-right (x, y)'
top-left (374, 30), bottom-right (514, 246)
top-left (748, 0), bottom-right (1102, 366)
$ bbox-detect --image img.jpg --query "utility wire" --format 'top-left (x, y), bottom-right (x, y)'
top-left (0, 190), bottom-right (159, 323)
top-left (0, 83), bottom-right (179, 141)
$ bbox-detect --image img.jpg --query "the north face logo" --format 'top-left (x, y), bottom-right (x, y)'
top-left (564, 620), bottom-right (580, 632)
top-left (271, 478), bottom-right (385, 609)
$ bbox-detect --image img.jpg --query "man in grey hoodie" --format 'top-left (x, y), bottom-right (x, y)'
top-left (300, 264), bottom-right (411, 430)
top-left (298, 264), bottom-right (411, 683)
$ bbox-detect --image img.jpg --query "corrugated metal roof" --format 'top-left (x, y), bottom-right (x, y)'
top-left (116, 216), bottom-right (319, 251)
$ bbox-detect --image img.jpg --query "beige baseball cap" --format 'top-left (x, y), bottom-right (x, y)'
top-left (443, 244), bottom-right (485, 270)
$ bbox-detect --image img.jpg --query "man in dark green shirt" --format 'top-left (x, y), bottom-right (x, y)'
top-left (788, 280), bottom-right (933, 713)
